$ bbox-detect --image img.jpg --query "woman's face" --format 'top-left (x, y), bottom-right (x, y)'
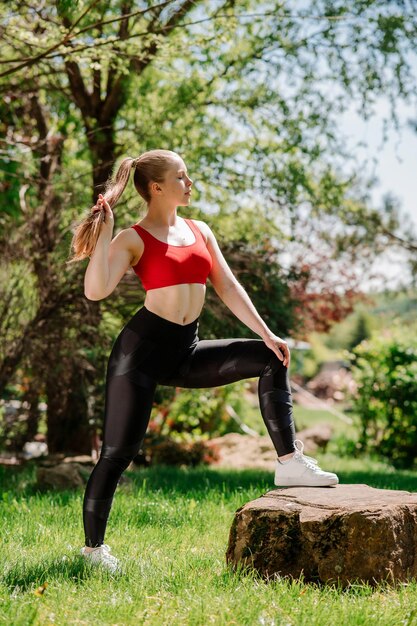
top-left (159, 158), bottom-right (193, 205)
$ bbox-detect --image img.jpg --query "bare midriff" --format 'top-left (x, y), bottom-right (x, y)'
top-left (144, 282), bottom-right (206, 325)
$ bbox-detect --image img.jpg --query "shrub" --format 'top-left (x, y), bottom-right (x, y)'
top-left (135, 434), bottom-right (220, 467)
top-left (153, 381), bottom-right (251, 439)
top-left (346, 326), bottom-right (417, 468)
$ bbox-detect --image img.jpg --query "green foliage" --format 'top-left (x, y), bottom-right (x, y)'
top-left (2, 0), bottom-right (417, 455)
top-left (55, 0), bottom-right (80, 20)
top-left (0, 262), bottom-right (39, 363)
top-left (317, 289), bottom-right (417, 354)
top-left (332, 434), bottom-right (364, 460)
top-left (369, 287), bottom-right (417, 325)
top-left (156, 380), bottom-right (252, 440)
top-left (324, 308), bottom-right (374, 352)
top-left (299, 354), bottom-right (320, 380)
top-left (0, 154), bottom-right (21, 220)
top-left (347, 325), bottom-right (417, 468)
top-left (145, 438), bottom-right (219, 467)
top-left (347, 311), bottom-right (373, 350)
top-left (298, 332), bottom-right (342, 380)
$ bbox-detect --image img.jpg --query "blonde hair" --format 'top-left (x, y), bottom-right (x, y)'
top-left (67, 149), bottom-right (180, 264)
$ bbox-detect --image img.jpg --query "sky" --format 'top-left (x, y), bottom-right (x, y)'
top-left (338, 95), bottom-right (417, 292)
top-left (176, 3), bottom-right (416, 294)
top-left (359, 100), bottom-right (417, 229)
top-left (284, 1), bottom-right (417, 293)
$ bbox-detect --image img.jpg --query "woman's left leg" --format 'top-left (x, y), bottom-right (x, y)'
top-left (159, 337), bottom-right (295, 457)
top-left (160, 335), bottom-right (339, 486)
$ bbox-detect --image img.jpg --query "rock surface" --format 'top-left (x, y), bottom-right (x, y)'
top-left (36, 462), bottom-right (87, 490)
top-left (35, 460), bottom-right (132, 490)
top-left (226, 484), bottom-right (417, 586)
top-left (208, 425), bottom-right (333, 470)
top-left (63, 455), bottom-right (95, 465)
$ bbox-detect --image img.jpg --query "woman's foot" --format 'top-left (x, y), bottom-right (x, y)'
top-left (80, 543), bottom-right (122, 574)
top-left (274, 439), bottom-right (339, 487)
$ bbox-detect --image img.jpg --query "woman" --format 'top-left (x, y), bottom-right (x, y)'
top-left (69, 149), bottom-right (338, 574)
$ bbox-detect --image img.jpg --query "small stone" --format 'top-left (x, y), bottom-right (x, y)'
top-left (36, 462), bottom-right (85, 490)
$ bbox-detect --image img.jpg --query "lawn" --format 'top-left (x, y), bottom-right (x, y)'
top-left (1, 408), bottom-right (417, 626)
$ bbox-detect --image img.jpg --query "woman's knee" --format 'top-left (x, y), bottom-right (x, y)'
top-left (100, 441), bottom-right (142, 470)
top-left (261, 348), bottom-right (286, 376)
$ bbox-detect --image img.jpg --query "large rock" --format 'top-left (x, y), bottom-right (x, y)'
top-left (226, 484), bottom-right (417, 586)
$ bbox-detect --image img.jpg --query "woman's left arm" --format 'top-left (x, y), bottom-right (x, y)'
top-left (198, 221), bottom-right (290, 368)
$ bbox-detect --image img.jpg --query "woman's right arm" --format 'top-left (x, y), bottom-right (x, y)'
top-left (84, 194), bottom-right (140, 300)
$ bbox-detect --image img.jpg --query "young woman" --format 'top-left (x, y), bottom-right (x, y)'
top-left (69, 149), bottom-right (338, 573)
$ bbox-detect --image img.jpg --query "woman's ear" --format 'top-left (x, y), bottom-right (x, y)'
top-left (150, 181), bottom-right (162, 194)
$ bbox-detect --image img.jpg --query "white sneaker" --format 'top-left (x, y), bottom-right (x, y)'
top-left (80, 543), bottom-right (122, 574)
top-left (274, 439), bottom-right (339, 487)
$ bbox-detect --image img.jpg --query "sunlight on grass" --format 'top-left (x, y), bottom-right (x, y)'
top-left (1, 456), bottom-right (417, 625)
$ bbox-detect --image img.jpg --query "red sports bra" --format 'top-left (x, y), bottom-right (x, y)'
top-left (130, 218), bottom-right (213, 291)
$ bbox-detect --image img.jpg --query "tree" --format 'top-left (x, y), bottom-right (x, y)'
top-left (1, 0), bottom-right (417, 453)
top-left (348, 311), bottom-right (373, 350)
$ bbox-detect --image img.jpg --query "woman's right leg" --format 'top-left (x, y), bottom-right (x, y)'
top-left (81, 305), bottom-right (202, 549)
top-left (82, 330), bottom-right (157, 548)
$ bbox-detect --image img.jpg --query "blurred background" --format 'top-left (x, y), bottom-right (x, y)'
top-left (1, 0), bottom-right (416, 474)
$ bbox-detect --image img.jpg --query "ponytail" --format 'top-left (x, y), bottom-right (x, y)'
top-left (67, 148), bottom-right (179, 264)
top-left (67, 157), bottom-right (135, 264)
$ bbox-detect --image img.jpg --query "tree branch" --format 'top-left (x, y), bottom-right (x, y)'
top-left (102, 0), bottom-right (202, 120)
top-left (102, 1), bottom-right (134, 122)
top-left (0, 0), bottom-right (102, 78)
top-left (65, 60), bottom-right (93, 123)
top-left (0, 5), bottom-right (361, 78)
top-left (382, 228), bottom-right (417, 252)
top-left (130, 0), bottom-right (202, 75)
top-left (0, 0), bottom-right (176, 76)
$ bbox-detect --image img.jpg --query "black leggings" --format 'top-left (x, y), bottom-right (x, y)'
top-left (83, 305), bottom-right (295, 547)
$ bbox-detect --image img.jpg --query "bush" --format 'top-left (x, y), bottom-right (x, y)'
top-left (134, 434), bottom-right (220, 467)
top-left (347, 326), bottom-right (417, 468)
top-left (154, 381), bottom-right (252, 439)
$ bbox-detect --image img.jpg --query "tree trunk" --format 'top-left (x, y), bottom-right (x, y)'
top-left (88, 125), bottom-right (117, 201)
top-left (46, 354), bottom-right (92, 456)
top-left (24, 376), bottom-right (41, 444)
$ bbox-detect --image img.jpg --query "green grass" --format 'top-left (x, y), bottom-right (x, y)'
top-left (294, 403), bottom-right (357, 435)
top-left (246, 399), bottom-right (359, 443)
top-left (1, 412), bottom-right (417, 625)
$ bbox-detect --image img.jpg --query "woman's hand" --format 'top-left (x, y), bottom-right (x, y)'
top-left (262, 332), bottom-right (291, 368)
top-left (91, 193), bottom-right (114, 237)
